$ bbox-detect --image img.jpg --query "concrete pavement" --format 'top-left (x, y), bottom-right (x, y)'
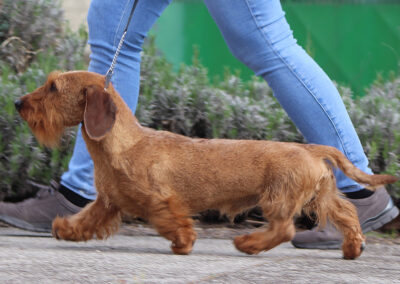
top-left (1, 226), bottom-right (399, 283)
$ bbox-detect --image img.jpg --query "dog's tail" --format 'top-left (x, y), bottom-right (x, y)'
top-left (306, 144), bottom-right (398, 190)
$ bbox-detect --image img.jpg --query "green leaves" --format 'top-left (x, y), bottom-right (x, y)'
top-left (344, 78), bottom-right (400, 197)
top-left (0, 0), bottom-right (87, 73)
top-left (0, 0), bottom-right (86, 200)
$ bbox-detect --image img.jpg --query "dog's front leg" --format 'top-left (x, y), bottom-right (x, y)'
top-left (52, 197), bottom-right (121, 241)
top-left (148, 195), bottom-right (197, 255)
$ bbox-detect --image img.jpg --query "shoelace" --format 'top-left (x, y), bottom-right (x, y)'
top-left (25, 180), bottom-right (58, 200)
top-left (35, 186), bottom-right (55, 199)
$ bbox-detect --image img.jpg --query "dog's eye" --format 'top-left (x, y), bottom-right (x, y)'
top-left (50, 82), bottom-right (57, 92)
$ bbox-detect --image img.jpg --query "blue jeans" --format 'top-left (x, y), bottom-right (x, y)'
top-left (61, 0), bottom-right (372, 200)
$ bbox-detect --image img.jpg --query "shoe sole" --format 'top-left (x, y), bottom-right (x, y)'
top-left (292, 200), bottom-right (399, 250)
top-left (0, 214), bottom-right (52, 233)
top-left (361, 198), bottom-right (399, 233)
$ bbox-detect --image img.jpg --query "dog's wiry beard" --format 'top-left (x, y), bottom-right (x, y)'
top-left (25, 106), bottom-right (65, 148)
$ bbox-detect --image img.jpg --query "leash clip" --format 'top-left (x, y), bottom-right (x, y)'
top-left (104, 69), bottom-right (113, 90)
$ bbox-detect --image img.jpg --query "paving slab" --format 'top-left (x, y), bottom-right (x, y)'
top-left (0, 227), bottom-right (399, 284)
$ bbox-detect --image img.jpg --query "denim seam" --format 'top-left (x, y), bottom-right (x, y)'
top-left (244, 0), bottom-right (351, 160)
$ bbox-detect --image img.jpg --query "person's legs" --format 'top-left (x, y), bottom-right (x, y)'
top-left (204, 0), bottom-right (398, 247)
top-left (0, 0), bottom-right (172, 231)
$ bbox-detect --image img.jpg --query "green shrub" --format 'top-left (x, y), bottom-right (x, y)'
top-left (0, 0), bottom-right (87, 73)
top-left (0, 0), bottom-right (87, 200)
top-left (340, 77), bottom-right (400, 198)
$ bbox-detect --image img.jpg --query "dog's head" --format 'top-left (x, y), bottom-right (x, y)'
top-left (15, 71), bottom-right (117, 147)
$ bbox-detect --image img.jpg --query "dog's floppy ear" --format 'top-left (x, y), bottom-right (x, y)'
top-left (83, 85), bottom-right (117, 141)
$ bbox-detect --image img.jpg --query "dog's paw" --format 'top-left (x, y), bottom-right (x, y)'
top-left (342, 234), bottom-right (366, 260)
top-left (52, 217), bottom-right (92, 242)
top-left (170, 227), bottom-right (197, 255)
top-left (171, 242), bottom-right (193, 255)
top-left (234, 234), bottom-right (262, 255)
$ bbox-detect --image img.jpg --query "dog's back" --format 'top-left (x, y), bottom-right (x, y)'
top-left (125, 134), bottom-right (329, 215)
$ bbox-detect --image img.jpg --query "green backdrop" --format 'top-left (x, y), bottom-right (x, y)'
top-left (151, 0), bottom-right (400, 96)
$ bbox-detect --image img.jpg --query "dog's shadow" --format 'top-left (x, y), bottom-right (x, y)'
top-left (55, 245), bottom-right (172, 255)
top-left (53, 243), bottom-right (257, 258)
top-left (53, 244), bottom-right (342, 261)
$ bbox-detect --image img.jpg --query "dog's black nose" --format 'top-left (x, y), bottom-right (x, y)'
top-left (14, 99), bottom-right (23, 111)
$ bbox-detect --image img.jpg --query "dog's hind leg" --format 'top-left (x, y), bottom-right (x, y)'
top-left (148, 196), bottom-right (197, 255)
top-left (312, 175), bottom-right (365, 259)
top-left (329, 196), bottom-right (365, 259)
top-left (52, 196), bottom-right (121, 241)
top-left (234, 199), bottom-right (296, 255)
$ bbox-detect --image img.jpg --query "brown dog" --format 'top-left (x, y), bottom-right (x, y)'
top-left (15, 71), bottom-right (397, 259)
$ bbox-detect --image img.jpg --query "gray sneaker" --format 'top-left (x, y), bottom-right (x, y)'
top-left (291, 187), bottom-right (399, 249)
top-left (0, 181), bottom-right (82, 232)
